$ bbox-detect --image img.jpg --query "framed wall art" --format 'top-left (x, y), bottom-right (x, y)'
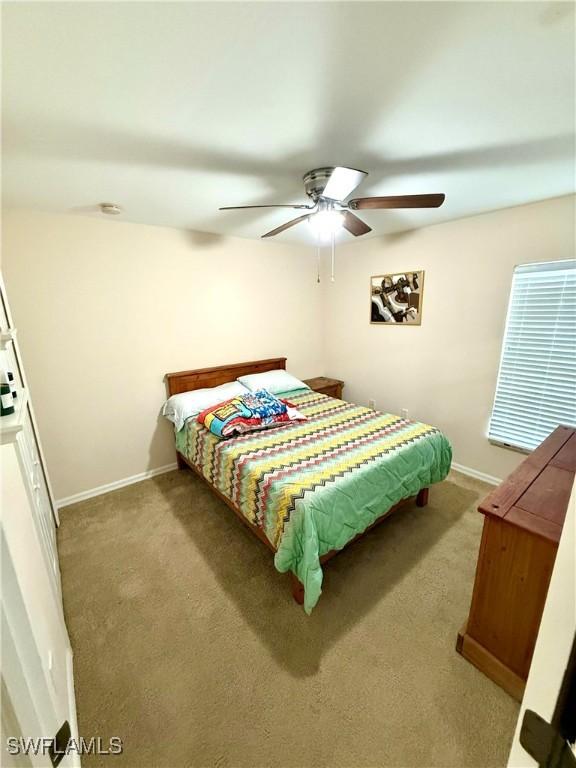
top-left (370, 271), bottom-right (425, 325)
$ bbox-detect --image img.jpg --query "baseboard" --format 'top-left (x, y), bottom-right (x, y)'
top-left (56, 462), bottom-right (178, 509)
top-left (451, 461), bottom-right (501, 486)
top-left (57, 458), bottom-right (499, 509)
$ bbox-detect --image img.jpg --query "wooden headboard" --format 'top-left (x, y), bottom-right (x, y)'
top-left (164, 357), bottom-right (287, 396)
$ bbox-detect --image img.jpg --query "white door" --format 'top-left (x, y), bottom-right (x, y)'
top-left (1, 447), bottom-right (79, 767)
top-left (507, 481), bottom-right (575, 767)
top-left (1, 535), bottom-right (74, 768)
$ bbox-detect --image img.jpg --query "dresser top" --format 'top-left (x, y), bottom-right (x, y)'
top-left (479, 425), bottom-right (575, 543)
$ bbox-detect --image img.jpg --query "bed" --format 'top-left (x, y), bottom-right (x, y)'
top-left (165, 357), bottom-right (452, 613)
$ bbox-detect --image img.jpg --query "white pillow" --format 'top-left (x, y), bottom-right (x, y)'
top-left (237, 369), bottom-right (309, 395)
top-left (162, 381), bottom-right (249, 432)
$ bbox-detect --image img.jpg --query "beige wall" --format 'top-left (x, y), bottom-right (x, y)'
top-left (3, 197), bottom-right (574, 501)
top-left (2, 210), bottom-right (324, 500)
top-left (322, 195), bottom-right (575, 481)
top-left (324, 197), bottom-right (574, 478)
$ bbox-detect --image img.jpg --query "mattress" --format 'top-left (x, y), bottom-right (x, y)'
top-left (176, 388), bottom-right (452, 613)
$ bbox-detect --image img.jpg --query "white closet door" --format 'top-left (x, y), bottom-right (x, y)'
top-left (1, 272), bottom-right (79, 765)
top-left (0, 273), bottom-right (58, 525)
top-left (18, 406), bottom-right (60, 594)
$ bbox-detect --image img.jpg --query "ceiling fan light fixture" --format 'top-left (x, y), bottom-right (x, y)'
top-left (220, 165), bottom-right (445, 242)
top-left (309, 210), bottom-right (344, 238)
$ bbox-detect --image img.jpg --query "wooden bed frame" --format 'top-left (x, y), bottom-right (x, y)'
top-left (164, 357), bottom-right (429, 605)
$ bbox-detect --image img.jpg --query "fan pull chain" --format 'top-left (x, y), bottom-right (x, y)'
top-left (331, 231), bottom-right (335, 282)
top-left (316, 244), bottom-right (321, 283)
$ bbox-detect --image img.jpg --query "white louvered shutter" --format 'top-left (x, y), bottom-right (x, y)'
top-left (488, 259), bottom-right (576, 452)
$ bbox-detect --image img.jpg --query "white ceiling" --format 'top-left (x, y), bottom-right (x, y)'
top-left (2, 1), bottom-right (575, 244)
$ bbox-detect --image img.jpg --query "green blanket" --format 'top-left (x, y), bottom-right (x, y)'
top-left (176, 389), bottom-right (452, 612)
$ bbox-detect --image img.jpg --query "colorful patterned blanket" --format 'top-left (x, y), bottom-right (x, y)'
top-left (176, 389), bottom-right (452, 613)
top-left (197, 389), bottom-right (305, 438)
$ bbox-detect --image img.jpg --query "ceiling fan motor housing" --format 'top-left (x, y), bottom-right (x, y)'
top-left (303, 167), bottom-right (336, 201)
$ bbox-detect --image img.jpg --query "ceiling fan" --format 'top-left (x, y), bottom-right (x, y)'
top-left (219, 166), bottom-right (445, 239)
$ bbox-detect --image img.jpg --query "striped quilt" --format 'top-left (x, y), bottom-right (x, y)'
top-left (176, 389), bottom-right (452, 613)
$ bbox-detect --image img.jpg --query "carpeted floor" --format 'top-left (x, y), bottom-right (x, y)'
top-left (58, 469), bottom-right (518, 768)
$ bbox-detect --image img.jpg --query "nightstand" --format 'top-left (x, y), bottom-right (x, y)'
top-left (303, 376), bottom-right (344, 400)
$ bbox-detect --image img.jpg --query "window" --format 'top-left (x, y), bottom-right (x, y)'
top-left (489, 259), bottom-right (576, 452)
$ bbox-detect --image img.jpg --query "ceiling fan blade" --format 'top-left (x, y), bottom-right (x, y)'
top-left (220, 204), bottom-right (312, 211)
top-left (342, 211), bottom-right (372, 237)
top-left (322, 167), bottom-right (368, 201)
top-left (348, 194), bottom-right (446, 210)
top-left (261, 213), bottom-right (311, 238)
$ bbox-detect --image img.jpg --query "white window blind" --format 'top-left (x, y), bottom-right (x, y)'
top-left (489, 259), bottom-right (576, 452)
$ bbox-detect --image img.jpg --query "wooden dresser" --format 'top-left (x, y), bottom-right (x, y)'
top-left (303, 376), bottom-right (344, 400)
top-left (457, 425), bottom-right (575, 700)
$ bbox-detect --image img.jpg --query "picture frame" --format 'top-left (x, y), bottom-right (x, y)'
top-left (370, 271), bottom-right (425, 325)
